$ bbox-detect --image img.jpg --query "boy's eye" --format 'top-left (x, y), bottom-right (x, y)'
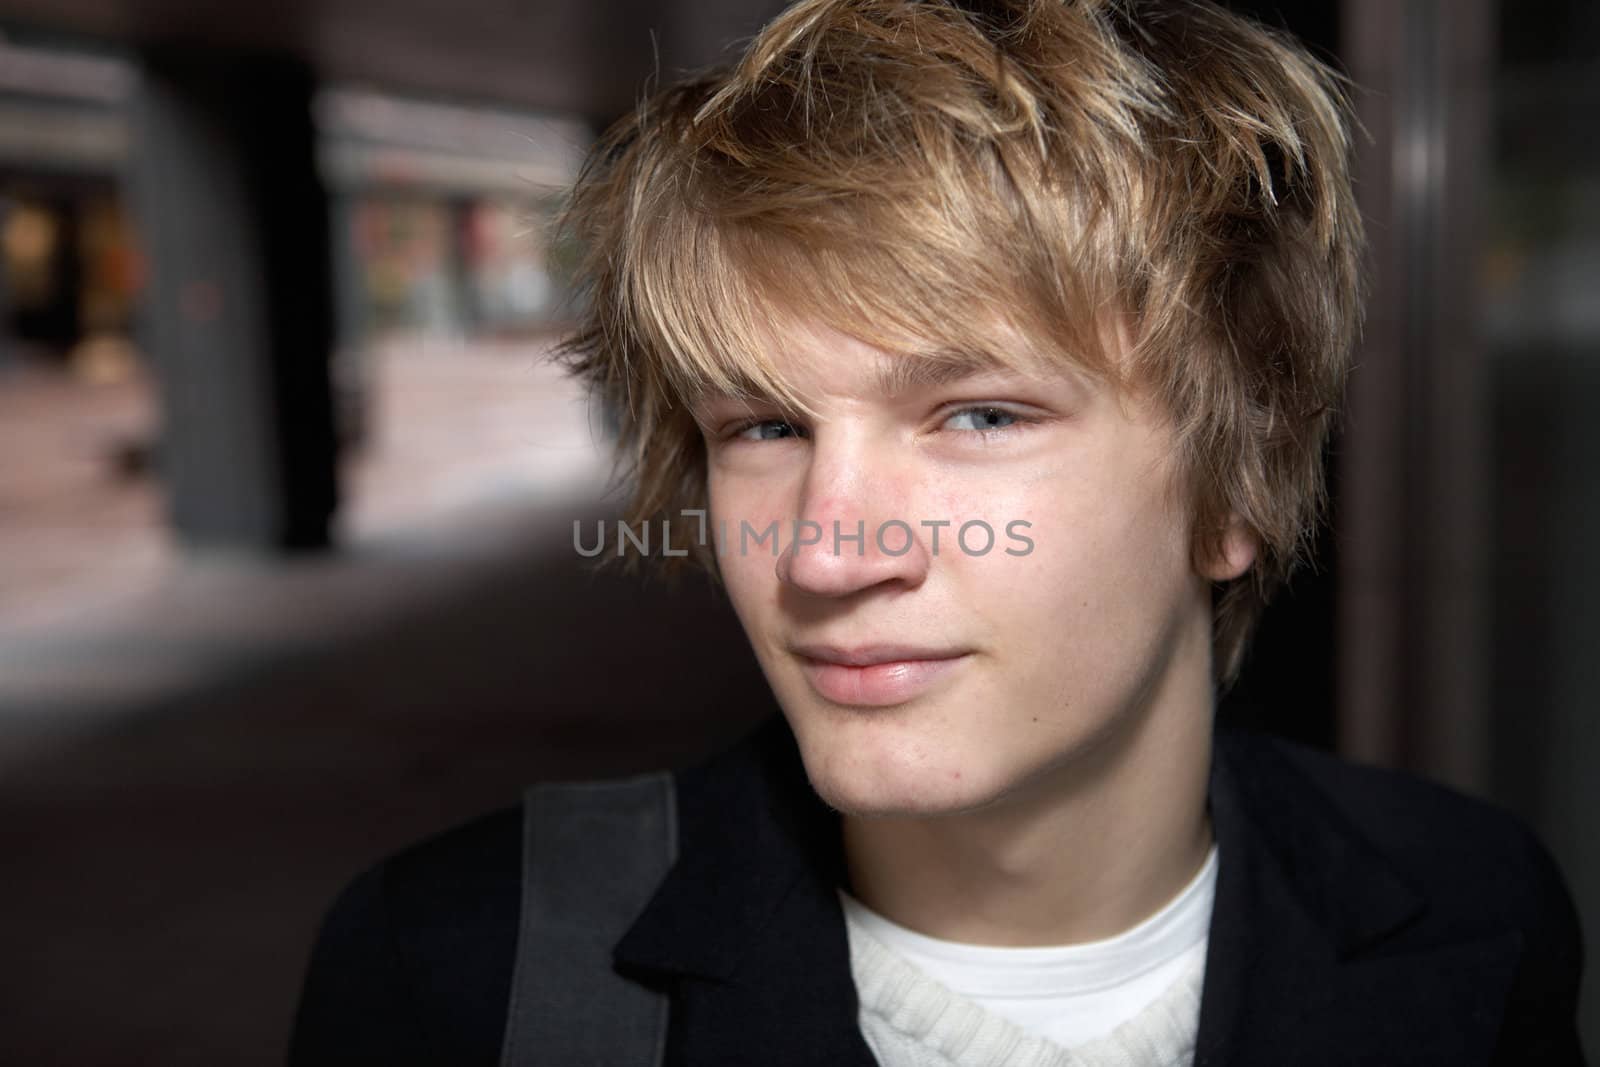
top-left (721, 406), bottom-right (1032, 442)
top-left (734, 419), bottom-right (807, 441)
top-left (942, 407), bottom-right (1019, 433)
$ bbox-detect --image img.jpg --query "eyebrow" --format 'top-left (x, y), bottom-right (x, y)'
top-left (685, 347), bottom-right (1019, 423)
top-left (870, 349), bottom-right (1011, 395)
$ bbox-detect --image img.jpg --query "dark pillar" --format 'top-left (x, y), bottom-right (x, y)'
top-left (328, 190), bottom-right (372, 451)
top-left (448, 197), bottom-right (482, 336)
top-left (329, 192), bottom-right (368, 355)
top-left (1339, 0), bottom-right (1495, 791)
top-left (128, 50), bottom-right (338, 551)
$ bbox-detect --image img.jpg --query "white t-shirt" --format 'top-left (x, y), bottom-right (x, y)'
top-left (838, 843), bottom-right (1217, 1061)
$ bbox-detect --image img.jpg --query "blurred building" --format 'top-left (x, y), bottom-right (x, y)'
top-left (0, 38), bottom-right (137, 379)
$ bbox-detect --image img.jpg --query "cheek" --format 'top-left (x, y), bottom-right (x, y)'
top-left (707, 459), bottom-right (800, 528)
top-left (958, 452), bottom-right (1193, 661)
top-left (706, 469), bottom-right (787, 617)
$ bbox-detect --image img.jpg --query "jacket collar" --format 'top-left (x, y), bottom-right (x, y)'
top-left (615, 714), bottom-right (1523, 1065)
top-left (615, 712), bottom-right (874, 1065)
top-left (614, 711), bottom-right (838, 982)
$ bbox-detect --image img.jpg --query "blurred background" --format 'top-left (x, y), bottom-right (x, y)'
top-left (0, 0), bottom-right (1592, 1062)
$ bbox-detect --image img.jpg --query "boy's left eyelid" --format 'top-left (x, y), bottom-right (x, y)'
top-left (697, 404), bottom-right (781, 432)
top-left (937, 400), bottom-right (1043, 420)
top-left (719, 414), bottom-right (798, 440)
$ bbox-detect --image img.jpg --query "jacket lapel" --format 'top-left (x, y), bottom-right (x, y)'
top-left (1196, 730), bottom-right (1524, 1066)
top-left (616, 716), bottom-right (1526, 1066)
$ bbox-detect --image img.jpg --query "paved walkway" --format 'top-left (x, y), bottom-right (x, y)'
top-left (0, 354), bottom-right (170, 639)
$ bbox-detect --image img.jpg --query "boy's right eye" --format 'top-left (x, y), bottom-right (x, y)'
top-left (732, 419), bottom-right (808, 442)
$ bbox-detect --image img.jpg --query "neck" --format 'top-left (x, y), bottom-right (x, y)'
top-left (839, 615), bottom-right (1217, 947)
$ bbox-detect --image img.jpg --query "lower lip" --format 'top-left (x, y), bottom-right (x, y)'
top-left (797, 655), bottom-right (968, 707)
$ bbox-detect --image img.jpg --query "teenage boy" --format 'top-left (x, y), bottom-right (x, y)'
top-left (290, 1), bottom-right (1586, 1064)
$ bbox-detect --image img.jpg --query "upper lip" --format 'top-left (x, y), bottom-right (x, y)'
top-left (790, 643), bottom-right (970, 667)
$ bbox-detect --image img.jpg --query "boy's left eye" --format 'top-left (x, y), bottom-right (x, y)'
top-left (942, 407), bottom-right (1020, 433)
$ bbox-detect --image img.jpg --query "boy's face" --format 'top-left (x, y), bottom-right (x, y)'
top-left (697, 318), bottom-right (1250, 817)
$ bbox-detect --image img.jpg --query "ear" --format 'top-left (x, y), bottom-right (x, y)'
top-left (1199, 514), bottom-right (1258, 583)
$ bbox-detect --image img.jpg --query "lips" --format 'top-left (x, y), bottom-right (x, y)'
top-left (791, 643), bottom-right (970, 707)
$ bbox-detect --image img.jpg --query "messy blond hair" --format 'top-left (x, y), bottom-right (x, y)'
top-left (556, 0), bottom-right (1363, 687)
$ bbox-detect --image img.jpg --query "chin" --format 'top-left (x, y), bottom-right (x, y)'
top-left (785, 705), bottom-right (1011, 818)
top-left (813, 778), bottom-right (996, 819)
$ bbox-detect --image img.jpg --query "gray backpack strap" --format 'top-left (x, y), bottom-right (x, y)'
top-left (499, 771), bottom-right (677, 1067)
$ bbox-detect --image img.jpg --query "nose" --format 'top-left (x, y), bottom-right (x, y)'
top-left (775, 446), bottom-right (932, 598)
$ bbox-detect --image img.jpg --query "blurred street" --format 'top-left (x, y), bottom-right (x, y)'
top-left (0, 350), bottom-right (167, 637)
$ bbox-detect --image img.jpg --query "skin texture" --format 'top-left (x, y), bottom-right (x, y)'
top-left (696, 318), bottom-right (1257, 946)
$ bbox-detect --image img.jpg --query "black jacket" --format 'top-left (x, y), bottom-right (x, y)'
top-left (290, 715), bottom-right (1586, 1065)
